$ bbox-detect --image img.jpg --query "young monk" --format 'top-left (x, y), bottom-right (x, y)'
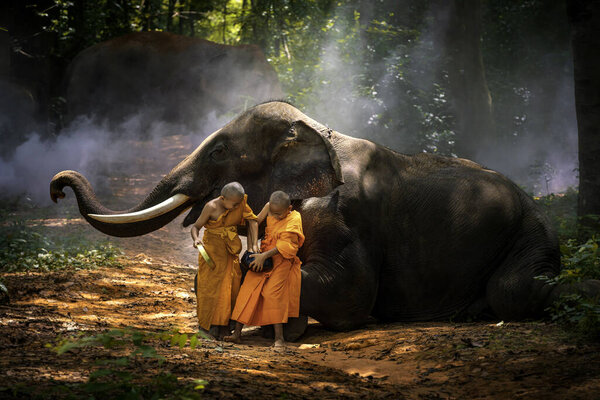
top-left (191, 182), bottom-right (258, 340)
top-left (225, 190), bottom-right (304, 348)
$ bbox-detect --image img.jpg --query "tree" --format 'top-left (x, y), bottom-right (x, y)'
top-left (438, 0), bottom-right (494, 160)
top-left (567, 0), bottom-right (600, 232)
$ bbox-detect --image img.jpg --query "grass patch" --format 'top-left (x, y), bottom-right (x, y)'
top-left (0, 328), bottom-right (209, 399)
top-left (0, 224), bottom-right (122, 273)
top-left (43, 328), bottom-right (206, 400)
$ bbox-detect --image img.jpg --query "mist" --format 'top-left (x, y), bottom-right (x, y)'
top-left (0, 111), bottom-right (229, 206)
top-left (0, 31), bottom-right (280, 207)
top-left (0, 3), bottom-right (579, 208)
top-left (294, 3), bottom-right (578, 196)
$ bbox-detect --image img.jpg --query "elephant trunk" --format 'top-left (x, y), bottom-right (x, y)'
top-left (50, 170), bottom-right (193, 237)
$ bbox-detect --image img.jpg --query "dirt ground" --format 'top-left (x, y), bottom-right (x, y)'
top-left (2, 215), bottom-right (600, 399)
top-left (2, 135), bottom-right (600, 399)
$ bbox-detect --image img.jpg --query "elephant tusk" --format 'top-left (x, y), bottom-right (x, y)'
top-left (88, 194), bottom-right (191, 224)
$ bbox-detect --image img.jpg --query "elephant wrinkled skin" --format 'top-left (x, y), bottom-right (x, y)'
top-left (63, 31), bottom-right (282, 131)
top-left (50, 101), bottom-right (600, 338)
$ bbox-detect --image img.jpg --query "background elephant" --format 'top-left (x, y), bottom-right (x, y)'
top-left (50, 101), bottom-right (600, 338)
top-left (63, 31), bottom-right (282, 133)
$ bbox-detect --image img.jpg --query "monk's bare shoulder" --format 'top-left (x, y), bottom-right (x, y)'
top-left (194, 199), bottom-right (218, 226)
top-left (204, 198), bottom-right (220, 210)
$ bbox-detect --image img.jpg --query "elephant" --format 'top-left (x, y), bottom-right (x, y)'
top-left (63, 31), bottom-right (282, 132)
top-left (50, 101), bottom-right (600, 338)
top-left (0, 79), bottom-right (36, 157)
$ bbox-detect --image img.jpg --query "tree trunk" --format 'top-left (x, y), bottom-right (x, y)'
top-left (177, 0), bottom-right (183, 34)
top-left (222, 2), bottom-right (227, 43)
top-left (441, 0), bottom-right (494, 160)
top-left (188, 0), bottom-right (195, 36)
top-left (142, 0), bottom-right (153, 31)
top-left (167, 0), bottom-right (176, 31)
top-left (567, 0), bottom-right (600, 233)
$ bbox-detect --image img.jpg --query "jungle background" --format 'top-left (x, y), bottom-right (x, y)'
top-left (1, 0), bottom-right (600, 398)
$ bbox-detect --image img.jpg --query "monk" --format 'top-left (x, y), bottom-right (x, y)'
top-left (191, 182), bottom-right (258, 340)
top-left (225, 190), bottom-right (304, 348)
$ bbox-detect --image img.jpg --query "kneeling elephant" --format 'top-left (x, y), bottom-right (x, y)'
top-left (50, 101), bottom-right (600, 339)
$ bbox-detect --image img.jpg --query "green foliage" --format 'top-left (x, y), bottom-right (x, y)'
top-left (536, 236), bottom-right (600, 339)
top-left (534, 188), bottom-right (579, 239)
top-left (0, 225), bottom-right (122, 273)
top-left (43, 327), bottom-right (208, 399)
top-left (545, 294), bottom-right (600, 339)
top-left (541, 237), bottom-right (600, 286)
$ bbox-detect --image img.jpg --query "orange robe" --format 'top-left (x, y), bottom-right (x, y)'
top-left (232, 210), bottom-right (304, 326)
top-left (196, 194), bottom-right (257, 330)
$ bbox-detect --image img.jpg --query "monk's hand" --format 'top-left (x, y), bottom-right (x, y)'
top-left (249, 253), bottom-right (266, 271)
top-left (193, 238), bottom-right (203, 248)
top-left (251, 244), bottom-right (260, 253)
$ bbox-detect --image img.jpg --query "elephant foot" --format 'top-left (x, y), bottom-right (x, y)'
top-left (260, 315), bottom-right (308, 342)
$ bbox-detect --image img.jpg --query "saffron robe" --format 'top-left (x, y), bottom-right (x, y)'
top-left (196, 194), bottom-right (257, 330)
top-left (232, 210), bottom-right (304, 326)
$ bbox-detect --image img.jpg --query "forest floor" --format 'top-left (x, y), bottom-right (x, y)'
top-left (1, 135), bottom-right (600, 399)
top-left (2, 209), bottom-right (600, 399)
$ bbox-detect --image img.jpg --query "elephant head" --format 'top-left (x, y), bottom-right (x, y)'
top-left (50, 102), bottom-right (344, 237)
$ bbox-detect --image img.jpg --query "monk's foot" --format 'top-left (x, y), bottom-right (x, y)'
top-left (272, 339), bottom-right (286, 349)
top-left (223, 334), bottom-right (241, 344)
top-left (219, 326), bottom-right (232, 340)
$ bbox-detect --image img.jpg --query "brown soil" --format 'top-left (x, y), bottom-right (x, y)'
top-left (1, 135), bottom-right (599, 399)
top-left (2, 216), bottom-right (600, 399)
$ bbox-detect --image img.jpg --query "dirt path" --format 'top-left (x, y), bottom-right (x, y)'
top-left (2, 231), bottom-right (600, 399)
top-left (2, 136), bottom-right (600, 398)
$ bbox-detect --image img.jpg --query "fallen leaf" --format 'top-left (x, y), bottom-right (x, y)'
top-left (298, 344), bottom-right (320, 350)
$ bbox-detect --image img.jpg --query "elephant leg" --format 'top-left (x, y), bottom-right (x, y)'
top-left (300, 239), bottom-right (378, 331)
top-left (486, 211), bottom-right (561, 319)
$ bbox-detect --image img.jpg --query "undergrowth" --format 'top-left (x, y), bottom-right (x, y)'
top-left (0, 224), bottom-right (122, 273)
top-left (536, 236), bottom-right (600, 339)
top-left (535, 191), bottom-right (600, 339)
top-left (0, 328), bottom-right (209, 399)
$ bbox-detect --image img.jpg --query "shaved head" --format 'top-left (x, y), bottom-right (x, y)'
top-left (269, 190), bottom-right (291, 208)
top-left (221, 182), bottom-right (245, 199)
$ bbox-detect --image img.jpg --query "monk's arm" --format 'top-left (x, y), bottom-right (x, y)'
top-left (256, 202), bottom-right (270, 225)
top-left (191, 204), bottom-right (213, 246)
top-left (275, 232), bottom-right (301, 259)
top-left (247, 220), bottom-right (259, 252)
top-left (261, 246), bottom-right (279, 258)
top-left (249, 246), bottom-right (279, 270)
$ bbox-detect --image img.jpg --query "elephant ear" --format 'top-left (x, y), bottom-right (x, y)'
top-left (269, 120), bottom-right (344, 199)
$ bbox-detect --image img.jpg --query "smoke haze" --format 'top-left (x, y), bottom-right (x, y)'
top-left (294, 3), bottom-right (578, 195)
top-left (0, 112), bottom-right (228, 206)
top-left (0, 3), bottom-right (579, 208)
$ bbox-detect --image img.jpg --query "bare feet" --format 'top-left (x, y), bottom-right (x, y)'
top-left (218, 326), bottom-right (231, 341)
top-left (223, 334), bottom-right (241, 344)
top-left (273, 339), bottom-right (285, 349)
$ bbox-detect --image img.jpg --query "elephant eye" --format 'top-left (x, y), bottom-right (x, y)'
top-left (210, 145), bottom-right (227, 161)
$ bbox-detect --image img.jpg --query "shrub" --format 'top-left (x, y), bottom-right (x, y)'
top-left (537, 236), bottom-right (600, 339)
top-left (0, 226), bottom-right (122, 273)
top-left (39, 328), bottom-right (209, 399)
